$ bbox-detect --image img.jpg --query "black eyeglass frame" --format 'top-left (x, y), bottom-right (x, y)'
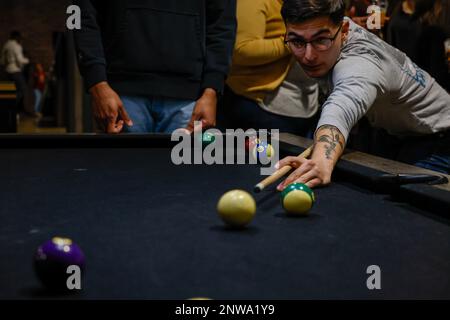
top-left (284, 23), bottom-right (344, 52)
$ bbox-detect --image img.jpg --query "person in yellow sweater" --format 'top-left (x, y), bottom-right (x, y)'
top-left (222, 0), bottom-right (319, 136)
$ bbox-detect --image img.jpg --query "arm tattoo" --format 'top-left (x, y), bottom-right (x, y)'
top-left (316, 125), bottom-right (344, 160)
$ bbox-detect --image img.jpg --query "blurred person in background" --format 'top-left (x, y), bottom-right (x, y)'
top-left (223, 0), bottom-right (319, 136)
top-left (32, 63), bottom-right (46, 117)
top-left (388, 0), bottom-right (449, 90)
top-left (1, 31), bottom-right (30, 113)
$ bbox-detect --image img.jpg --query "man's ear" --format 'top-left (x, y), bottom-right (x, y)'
top-left (341, 20), bottom-right (350, 41)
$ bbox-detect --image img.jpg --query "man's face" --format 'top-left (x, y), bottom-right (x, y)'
top-left (285, 17), bottom-right (348, 78)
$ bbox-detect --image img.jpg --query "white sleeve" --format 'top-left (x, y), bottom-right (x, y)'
top-left (316, 54), bottom-right (386, 141)
top-left (14, 45), bottom-right (29, 67)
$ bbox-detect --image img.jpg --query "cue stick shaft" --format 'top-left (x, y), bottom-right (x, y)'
top-left (254, 145), bottom-right (313, 193)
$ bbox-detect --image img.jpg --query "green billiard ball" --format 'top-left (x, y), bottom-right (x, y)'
top-left (281, 183), bottom-right (315, 215)
top-left (201, 132), bottom-right (216, 147)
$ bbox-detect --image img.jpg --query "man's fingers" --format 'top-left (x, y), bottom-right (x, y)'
top-left (106, 120), bottom-right (123, 134)
top-left (291, 163), bottom-right (315, 184)
top-left (275, 156), bottom-right (306, 170)
top-left (185, 119), bottom-right (202, 134)
top-left (305, 178), bottom-right (322, 189)
top-left (193, 119), bottom-right (204, 133)
top-left (119, 104), bottom-right (133, 126)
top-left (201, 118), bottom-right (215, 130)
top-left (185, 121), bottom-right (194, 134)
top-left (276, 167), bottom-right (304, 191)
top-left (277, 173), bottom-right (298, 191)
top-left (296, 170), bottom-right (317, 185)
top-left (186, 111), bottom-right (201, 133)
top-left (276, 158), bottom-right (321, 190)
top-left (106, 108), bottom-right (119, 123)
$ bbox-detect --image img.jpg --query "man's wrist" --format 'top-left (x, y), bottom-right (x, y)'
top-left (202, 88), bottom-right (217, 99)
top-left (313, 125), bottom-right (345, 161)
top-left (89, 81), bottom-right (109, 95)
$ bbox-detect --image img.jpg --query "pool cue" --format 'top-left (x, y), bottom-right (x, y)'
top-left (253, 145), bottom-right (313, 193)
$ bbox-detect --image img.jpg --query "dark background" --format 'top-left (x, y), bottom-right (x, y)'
top-left (0, 0), bottom-right (70, 79)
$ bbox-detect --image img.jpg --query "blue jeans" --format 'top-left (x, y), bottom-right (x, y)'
top-left (121, 96), bottom-right (195, 133)
top-left (34, 89), bottom-right (42, 113)
top-left (370, 128), bottom-right (450, 175)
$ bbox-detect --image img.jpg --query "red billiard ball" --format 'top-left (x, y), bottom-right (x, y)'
top-left (245, 137), bottom-right (260, 152)
top-left (34, 237), bottom-right (85, 291)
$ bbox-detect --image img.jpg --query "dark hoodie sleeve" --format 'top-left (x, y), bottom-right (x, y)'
top-left (203, 0), bottom-right (237, 95)
top-left (72, 0), bottom-right (107, 90)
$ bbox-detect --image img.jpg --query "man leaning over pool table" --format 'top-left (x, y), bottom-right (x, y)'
top-left (276, 0), bottom-right (450, 190)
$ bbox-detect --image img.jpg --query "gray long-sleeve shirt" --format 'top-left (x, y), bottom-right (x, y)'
top-left (317, 19), bottom-right (450, 140)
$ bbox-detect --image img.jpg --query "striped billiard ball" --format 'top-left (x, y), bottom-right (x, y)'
top-left (281, 183), bottom-right (315, 215)
top-left (34, 237), bottom-right (85, 290)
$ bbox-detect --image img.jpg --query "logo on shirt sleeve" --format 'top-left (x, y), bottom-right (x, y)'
top-left (401, 61), bottom-right (427, 88)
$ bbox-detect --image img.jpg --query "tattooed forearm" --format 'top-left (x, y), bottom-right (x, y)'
top-left (316, 125), bottom-right (345, 160)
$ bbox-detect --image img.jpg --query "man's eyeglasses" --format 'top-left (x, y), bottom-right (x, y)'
top-left (284, 23), bottom-right (343, 53)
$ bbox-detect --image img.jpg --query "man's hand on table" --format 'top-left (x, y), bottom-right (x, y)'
top-left (90, 81), bottom-right (133, 133)
top-left (186, 88), bottom-right (217, 133)
top-left (276, 125), bottom-right (346, 190)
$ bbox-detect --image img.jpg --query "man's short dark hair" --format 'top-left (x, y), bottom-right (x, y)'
top-left (281, 0), bottom-right (346, 26)
top-left (10, 31), bottom-right (22, 41)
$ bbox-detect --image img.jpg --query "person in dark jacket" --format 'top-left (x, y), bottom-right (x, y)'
top-left (73, 0), bottom-right (237, 133)
top-left (387, 0), bottom-right (450, 91)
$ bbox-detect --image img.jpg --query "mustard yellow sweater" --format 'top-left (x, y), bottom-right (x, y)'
top-left (226, 0), bottom-right (292, 102)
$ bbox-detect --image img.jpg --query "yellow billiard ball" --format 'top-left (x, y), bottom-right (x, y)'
top-left (217, 190), bottom-right (256, 228)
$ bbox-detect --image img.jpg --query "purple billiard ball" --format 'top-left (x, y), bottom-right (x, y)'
top-left (34, 237), bottom-right (85, 290)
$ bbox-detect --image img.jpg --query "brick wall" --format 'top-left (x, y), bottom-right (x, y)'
top-left (0, 0), bottom-right (71, 77)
